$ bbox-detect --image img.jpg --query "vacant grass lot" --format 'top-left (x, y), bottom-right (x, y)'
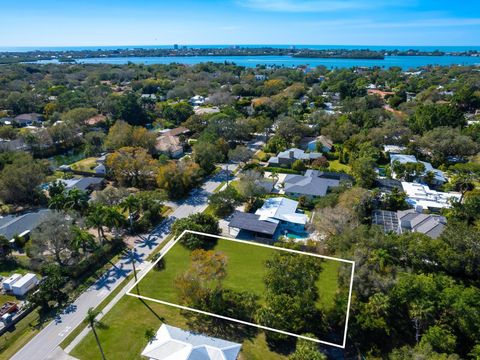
top-left (69, 157), bottom-right (97, 172)
top-left (70, 238), bottom-right (347, 360)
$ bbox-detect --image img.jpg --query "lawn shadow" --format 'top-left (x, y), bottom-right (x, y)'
top-left (182, 310), bottom-right (259, 344)
top-left (138, 298), bottom-right (165, 322)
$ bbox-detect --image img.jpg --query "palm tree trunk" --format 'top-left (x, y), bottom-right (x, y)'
top-left (97, 227), bottom-right (103, 245)
top-left (91, 325), bottom-right (106, 360)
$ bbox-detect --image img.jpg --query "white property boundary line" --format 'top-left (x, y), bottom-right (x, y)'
top-left (126, 230), bottom-right (355, 349)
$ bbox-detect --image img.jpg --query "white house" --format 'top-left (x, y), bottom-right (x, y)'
top-left (141, 324), bottom-right (242, 360)
top-left (401, 182), bottom-right (461, 210)
top-left (189, 95), bottom-right (205, 106)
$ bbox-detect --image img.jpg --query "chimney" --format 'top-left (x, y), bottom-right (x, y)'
top-left (289, 150), bottom-right (294, 159)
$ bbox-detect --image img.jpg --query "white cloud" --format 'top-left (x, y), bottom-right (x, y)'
top-left (306, 17), bottom-right (480, 29)
top-left (238, 0), bottom-right (373, 12)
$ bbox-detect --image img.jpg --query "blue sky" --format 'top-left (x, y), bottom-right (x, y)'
top-left (1, 0), bottom-right (479, 46)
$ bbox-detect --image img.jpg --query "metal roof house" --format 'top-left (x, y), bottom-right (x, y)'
top-left (390, 154), bottom-right (447, 185)
top-left (0, 209), bottom-right (51, 242)
top-left (401, 182), bottom-right (460, 210)
top-left (268, 148), bottom-right (322, 166)
top-left (228, 197), bottom-right (308, 240)
top-left (373, 209), bottom-right (447, 239)
top-left (141, 324), bottom-right (241, 360)
top-left (58, 177), bottom-right (105, 192)
top-left (282, 170), bottom-right (342, 198)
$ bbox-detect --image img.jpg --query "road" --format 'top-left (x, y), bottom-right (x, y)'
top-left (11, 164), bottom-right (235, 360)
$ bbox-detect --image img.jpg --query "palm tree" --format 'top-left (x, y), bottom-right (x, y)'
top-left (64, 188), bottom-right (89, 214)
top-left (120, 195), bottom-right (140, 233)
top-left (86, 205), bottom-right (107, 244)
top-left (103, 207), bottom-right (125, 240)
top-left (48, 193), bottom-right (68, 211)
top-left (84, 308), bottom-right (107, 360)
top-left (71, 226), bottom-right (96, 256)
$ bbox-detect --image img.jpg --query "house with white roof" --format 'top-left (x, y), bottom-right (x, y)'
top-left (401, 182), bottom-right (461, 210)
top-left (189, 95), bottom-right (206, 106)
top-left (228, 197), bottom-right (308, 240)
top-left (141, 324), bottom-right (241, 360)
top-left (390, 154), bottom-right (447, 185)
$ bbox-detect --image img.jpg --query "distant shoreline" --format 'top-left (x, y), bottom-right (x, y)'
top-left (1, 46), bottom-right (480, 65)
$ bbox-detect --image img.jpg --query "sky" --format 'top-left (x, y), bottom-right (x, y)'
top-left (0, 0), bottom-right (480, 47)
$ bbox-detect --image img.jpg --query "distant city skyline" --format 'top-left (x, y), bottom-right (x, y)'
top-left (1, 0), bottom-right (479, 47)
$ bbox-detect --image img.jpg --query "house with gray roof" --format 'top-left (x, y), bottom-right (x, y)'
top-left (57, 177), bottom-right (105, 193)
top-left (372, 209), bottom-right (447, 239)
top-left (229, 197), bottom-right (308, 240)
top-left (0, 209), bottom-right (51, 241)
top-left (390, 153), bottom-right (447, 185)
top-left (268, 148), bottom-right (322, 167)
top-left (282, 169), bottom-right (343, 198)
top-left (13, 113), bottom-right (43, 127)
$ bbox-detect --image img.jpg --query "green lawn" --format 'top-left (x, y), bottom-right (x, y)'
top-left (70, 238), bottom-right (347, 360)
top-left (328, 160), bottom-right (351, 173)
top-left (69, 157), bottom-right (98, 173)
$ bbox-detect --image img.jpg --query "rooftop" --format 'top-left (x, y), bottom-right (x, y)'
top-left (141, 324), bottom-right (241, 360)
top-left (401, 182), bottom-right (461, 210)
top-left (268, 148), bottom-right (322, 164)
top-left (59, 177), bottom-right (105, 192)
top-left (0, 209), bottom-right (51, 241)
top-left (255, 197), bottom-right (308, 225)
top-left (283, 170), bottom-right (340, 197)
top-left (228, 211), bottom-right (279, 236)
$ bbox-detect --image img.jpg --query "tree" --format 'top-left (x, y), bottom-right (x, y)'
top-left (208, 186), bottom-right (240, 217)
top-left (158, 101), bottom-right (194, 125)
top-left (418, 127), bottom-right (478, 164)
top-left (104, 120), bottom-right (156, 152)
top-left (292, 159), bottom-right (306, 172)
top-left (264, 135), bottom-right (288, 154)
top-left (28, 265), bottom-right (68, 312)
top-left (28, 212), bottom-right (75, 266)
top-left (49, 188), bottom-right (89, 215)
top-left (172, 213), bottom-right (220, 250)
top-left (71, 226), bottom-right (96, 256)
top-left (175, 249), bottom-right (227, 307)
top-left (409, 103), bottom-right (465, 133)
top-left (391, 160), bottom-right (425, 182)
top-left (236, 170), bottom-right (266, 208)
top-left (61, 107), bottom-right (98, 125)
top-left (0, 153), bottom-right (47, 205)
top-left (106, 147), bottom-right (158, 188)
top-left (289, 335), bottom-right (327, 360)
top-left (228, 145), bottom-right (252, 165)
top-left (192, 142), bottom-right (223, 174)
top-left (86, 204), bottom-right (109, 244)
top-left (351, 156), bottom-right (377, 188)
top-left (381, 188), bottom-right (409, 211)
top-left (256, 252), bottom-right (324, 343)
top-left (120, 194), bottom-right (140, 233)
top-left (84, 131), bottom-right (105, 156)
top-left (118, 92), bottom-right (148, 125)
top-left (447, 163), bottom-right (480, 201)
top-left (84, 308), bottom-right (107, 360)
top-left (0, 235), bottom-right (12, 261)
top-left (156, 160), bottom-right (203, 199)
top-left (420, 325), bottom-right (457, 354)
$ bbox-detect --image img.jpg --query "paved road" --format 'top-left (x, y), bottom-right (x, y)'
top-left (11, 165), bottom-right (234, 360)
